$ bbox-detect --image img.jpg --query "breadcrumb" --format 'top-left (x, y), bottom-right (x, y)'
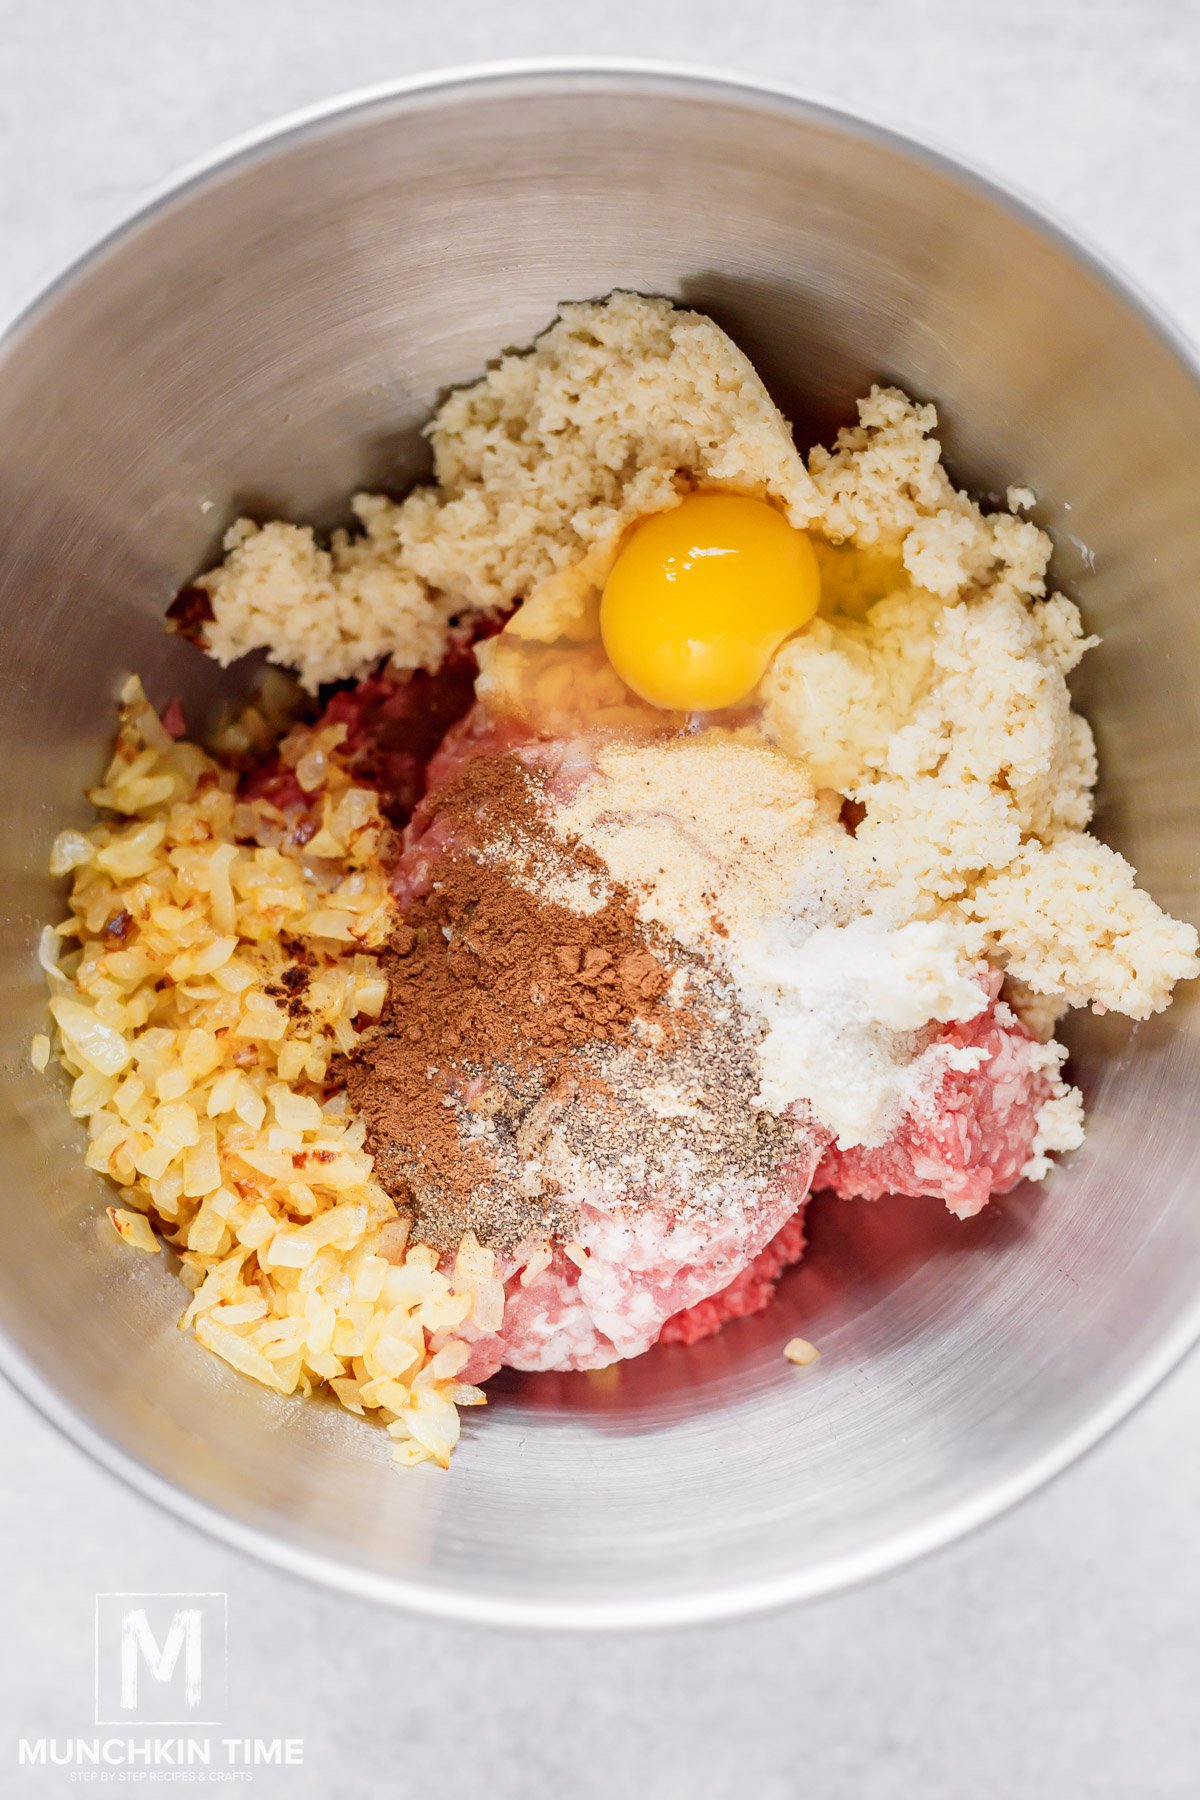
top-left (969, 836), bottom-right (1200, 1019)
top-left (404, 291), bottom-right (819, 605)
top-left (195, 292), bottom-right (816, 692)
top-left (200, 514), bottom-right (447, 693)
top-left (762, 589), bottom-right (944, 791)
top-left (193, 300), bottom-right (1199, 1029)
top-left (766, 385), bottom-right (1195, 1021)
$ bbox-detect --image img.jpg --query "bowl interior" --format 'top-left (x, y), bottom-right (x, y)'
top-left (2, 69), bottom-right (1199, 1622)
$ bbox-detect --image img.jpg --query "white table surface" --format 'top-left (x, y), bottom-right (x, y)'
top-left (2, 3), bottom-right (1199, 1795)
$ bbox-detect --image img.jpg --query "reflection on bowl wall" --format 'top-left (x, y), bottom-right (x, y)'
top-left (1, 66), bottom-right (1199, 1626)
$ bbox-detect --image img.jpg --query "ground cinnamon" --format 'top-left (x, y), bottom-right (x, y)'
top-left (342, 753), bottom-right (681, 1251)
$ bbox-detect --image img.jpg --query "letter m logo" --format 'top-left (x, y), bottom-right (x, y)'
top-left (95, 1593), bottom-right (227, 1724)
top-left (121, 1606), bottom-right (202, 1710)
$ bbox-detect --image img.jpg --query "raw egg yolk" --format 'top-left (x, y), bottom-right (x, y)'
top-left (599, 492), bottom-right (821, 712)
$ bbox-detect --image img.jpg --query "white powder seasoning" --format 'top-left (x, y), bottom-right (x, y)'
top-left (731, 915), bottom-right (985, 1147)
top-left (553, 735), bottom-right (821, 943)
top-left (553, 733), bottom-right (989, 1149)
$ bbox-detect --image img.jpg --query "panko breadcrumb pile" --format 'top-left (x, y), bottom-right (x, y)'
top-left (40, 290), bottom-right (1200, 1464)
top-left (761, 386), bottom-right (1198, 1025)
top-left (198, 291), bottom-right (1197, 1033)
top-left (196, 292), bottom-right (819, 691)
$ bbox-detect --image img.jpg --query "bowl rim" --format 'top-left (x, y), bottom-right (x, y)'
top-left (3, 56), bottom-right (1199, 1631)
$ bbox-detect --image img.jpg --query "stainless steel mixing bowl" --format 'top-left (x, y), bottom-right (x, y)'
top-left (2, 64), bottom-right (1199, 1627)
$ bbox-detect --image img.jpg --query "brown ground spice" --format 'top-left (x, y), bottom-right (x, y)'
top-left (342, 752), bottom-right (683, 1251)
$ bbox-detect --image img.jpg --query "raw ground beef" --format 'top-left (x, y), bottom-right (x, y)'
top-left (382, 692), bottom-right (826, 1378)
top-left (321, 638), bottom-right (483, 824)
top-left (658, 1208), bottom-right (810, 1346)
top-left (652, 988), bottom-right (1053, 1340)
top-left (314, 660), bottom-right (1055, 1374)
top-left (455, 1160), bottom-right (818, 1382)
top-left (815, 995), bottom-right (1055, 1220)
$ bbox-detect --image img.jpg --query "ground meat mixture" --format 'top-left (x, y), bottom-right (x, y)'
top-left (340, 709), bottom-right (826, 1371)
top-left (326, 669), bottom-right (1066, 1373)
